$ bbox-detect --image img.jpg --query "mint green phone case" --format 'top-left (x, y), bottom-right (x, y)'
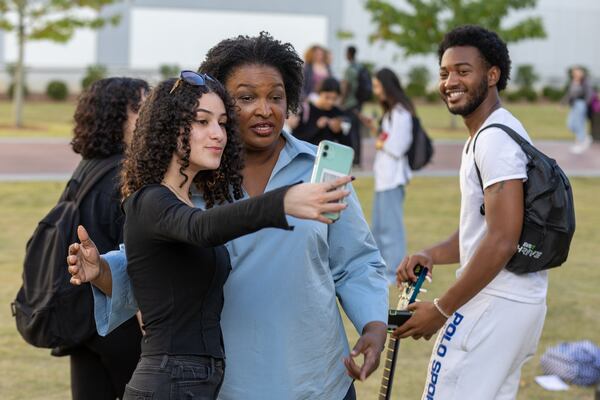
top-left (310, 140), bottom-right (355, 221)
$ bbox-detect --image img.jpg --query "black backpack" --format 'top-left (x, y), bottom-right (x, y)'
top-left (406, 116), bottom-right (434, 170)
top-left (355, 64), bottom-right (373, 104)
top-left (473, 124), bottom-right (576, 274)
top-left (11, 155), bottom-right (121, 348)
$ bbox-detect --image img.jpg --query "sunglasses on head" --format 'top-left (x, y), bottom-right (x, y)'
top-left (169, 70), bottom-right (216, 94)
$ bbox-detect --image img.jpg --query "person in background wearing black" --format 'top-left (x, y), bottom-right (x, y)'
top-left (341, 45), bottom-right (365, 166)
top-left (289, 77), bottom-right (349, 146)
top-left (88, 73), bottom-right (351, 399)
top-left (67, 77), bottom-right (149, 400)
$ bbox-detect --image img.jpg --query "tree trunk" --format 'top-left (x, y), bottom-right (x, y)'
top-left (13, 0), bottom-right (26, 129)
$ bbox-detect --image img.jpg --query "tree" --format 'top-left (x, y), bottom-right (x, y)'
top-left (365, 0), bottom-right (546, 56)
top-left (0, 1), bottom-right (121, 128)
top-left (365, 0), bottom-right (546, 127)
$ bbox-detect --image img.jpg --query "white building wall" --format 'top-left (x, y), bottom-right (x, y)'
top-left (1, 0), bottom-right (599, 93)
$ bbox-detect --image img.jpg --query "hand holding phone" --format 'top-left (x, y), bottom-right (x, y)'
top-left (310, 140), bottom-right (355, 221)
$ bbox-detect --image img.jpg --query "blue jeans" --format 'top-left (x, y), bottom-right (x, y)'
top-left (567, 99), bottom-right (588, 142)
top-left (123, 354), bottom-right (224, 400)
top-left (372, 186), bottom-right (406, 284)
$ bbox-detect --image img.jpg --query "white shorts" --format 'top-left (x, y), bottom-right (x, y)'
top-left (421, 292), bottom-right (546, 400)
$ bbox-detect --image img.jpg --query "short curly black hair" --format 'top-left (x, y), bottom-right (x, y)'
top-left (438, 25), bottom-right (511, 92)
top-left (199, 31), bottom-right (304, 114)
top-left (71, 77), bottom-right (149, 158)
top-left (121, 77), bottom-right (244, 208)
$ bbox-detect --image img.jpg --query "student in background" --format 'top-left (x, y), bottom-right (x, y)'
top-left (68, 77), bottom-right (149, 400)
top-left (371, 68), bottom-right (416, 284)
top-left (290, 77), bottom-right (349, 146)
top-left (302, 44), bottom-right (333, 101)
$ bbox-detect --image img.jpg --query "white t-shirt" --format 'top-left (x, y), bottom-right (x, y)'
top-left (458, 108), bottom-right (547, 304)
top-left (373, 105), bottom-right (413, 192)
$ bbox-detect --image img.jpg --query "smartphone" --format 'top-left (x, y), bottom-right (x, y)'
top-left (310, 140), bottom-right (355, 221)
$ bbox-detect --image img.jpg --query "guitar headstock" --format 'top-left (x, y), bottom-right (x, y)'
top-left (397, 264), bottom-right (428, 310)
top-left (387, 265), bottom-right (428, 331)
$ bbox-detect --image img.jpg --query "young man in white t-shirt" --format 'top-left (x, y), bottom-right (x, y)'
top-left (393, 25), bottom-right (547, 400)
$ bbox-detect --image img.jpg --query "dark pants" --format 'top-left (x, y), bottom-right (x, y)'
top-left (345, 106), bottom-right (362, 166)
top-left (124, 354), bottom-right (225, 400)
top-left (343, 382), bottom-right (357, 400)
top-left (70, 316), bottom-right (141, 400)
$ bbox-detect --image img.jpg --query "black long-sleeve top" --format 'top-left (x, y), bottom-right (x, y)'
top-left (123, 184), bottom-right (293, 358)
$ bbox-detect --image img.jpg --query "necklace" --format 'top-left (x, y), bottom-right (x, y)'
top-left (161, 181), bottom-right (194, 207)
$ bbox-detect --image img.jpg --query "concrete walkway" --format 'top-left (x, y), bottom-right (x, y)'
top-left (0, 137), bottom-right (599, 182)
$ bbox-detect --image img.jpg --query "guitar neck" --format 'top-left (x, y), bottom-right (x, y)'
top-left (379, 334), bottom-right (400, 400)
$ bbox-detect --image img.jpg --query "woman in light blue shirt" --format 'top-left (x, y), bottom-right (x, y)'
top-left (68, 32), bottom-right (388, 400)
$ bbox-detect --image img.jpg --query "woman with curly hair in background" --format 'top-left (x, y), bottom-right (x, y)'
top-left (79, 73), bottom-right (351, 399)
top-left (302, 44), bottom-right (333, 101)
top-left (67, 77), bottom-right (149, 400)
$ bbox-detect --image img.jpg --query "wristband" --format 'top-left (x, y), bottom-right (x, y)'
top-left (433, 298), bottom-right (451, 319)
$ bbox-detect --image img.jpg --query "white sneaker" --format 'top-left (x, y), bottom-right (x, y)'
top-left (570, 135), bottom-right (593, 154)
top-left (570, 143), bottom-right (584, 154)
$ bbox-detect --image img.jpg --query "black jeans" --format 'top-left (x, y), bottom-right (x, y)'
top-left (124, 354), bottom-right (225, 400)
top-left (343, 382), bottom-right (357, 400)
top-left (70, 316), bottom-right (141, 400)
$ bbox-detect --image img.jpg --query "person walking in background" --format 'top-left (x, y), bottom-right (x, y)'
top-left (67, 77), bottom-right (149, 400)
top-left (68, 33), bottom-right (388, 400)
top-left (341, 45), bottom-right (370, 166)
top-left (371, 68), bottom-right (415, 284)
top-left (302, 44), bottom-right (332, 101)
top-left (289, 77), bottom-right (349, 146)
top-left (395, 25), bottom-right (547, 400)
top-left (564, 66), bottom-right (594, 153)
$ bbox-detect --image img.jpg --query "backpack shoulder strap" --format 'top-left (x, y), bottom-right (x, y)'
top-left (471, 123), bottom-right (526, 191)
top-left (74, 154), bottom-right (122, 207)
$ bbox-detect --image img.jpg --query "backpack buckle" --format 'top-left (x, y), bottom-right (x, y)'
top-left (10, 302), bottom-right (16, 317)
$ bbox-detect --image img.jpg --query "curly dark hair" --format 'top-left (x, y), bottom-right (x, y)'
top-left (438, 25), bottom-right (511, 92)
top-left (199, 31), bottom-right (304, 114)
top-left (71, 77), bottom-right (149, 158)
top-left (121, 77), bottom-right (244, 208)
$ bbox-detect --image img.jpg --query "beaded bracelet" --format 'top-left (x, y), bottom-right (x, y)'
top-left (433, 298), bottom-right (451, 319)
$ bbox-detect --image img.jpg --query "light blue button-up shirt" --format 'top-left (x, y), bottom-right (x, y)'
top-left (92, 131), bottom-right (388, 400)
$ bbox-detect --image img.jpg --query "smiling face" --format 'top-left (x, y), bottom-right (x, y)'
top-left (438, 46), bottom-right (492, 117)
top-left (224, 64), bottom-right (287, 153)
top-left (186, 91), bottom-right (228, 171)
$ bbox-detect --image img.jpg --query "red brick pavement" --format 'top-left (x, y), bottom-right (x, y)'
top-left (0, 137), bottom-right (599, 181)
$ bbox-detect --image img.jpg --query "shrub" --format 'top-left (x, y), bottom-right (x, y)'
top-left (406, 66), bottom-right (430, 98)
top-left (505, 91), bottom-right (522, 103)
top-left (514, 65), bottom-right (539, 90)
top-left (159, 64), bottom-right (180, 80)
top-left (46, 80), bottom-right (69, 101)
top-left (425, 90), bottom-right (440, 103)
top-left (8, 83), bottom-right (29, 99)
top-left (542, 86), bottom-right (565, 102)
top-left (505, 88), bottom-right (539, 103)
top-left (81, 65), bottom-right (107, 90)
top-left (519, 87), bottom-right (538, 102)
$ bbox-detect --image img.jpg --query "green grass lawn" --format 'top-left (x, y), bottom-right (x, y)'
top-left (1, 100), bottom-right (572, 141)
top-left (1, 178), bottom-right (598, 399)
top-left (363, 101), bottom-right (572, 141)
top-left (0, 101), bottom-right (74, 138)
